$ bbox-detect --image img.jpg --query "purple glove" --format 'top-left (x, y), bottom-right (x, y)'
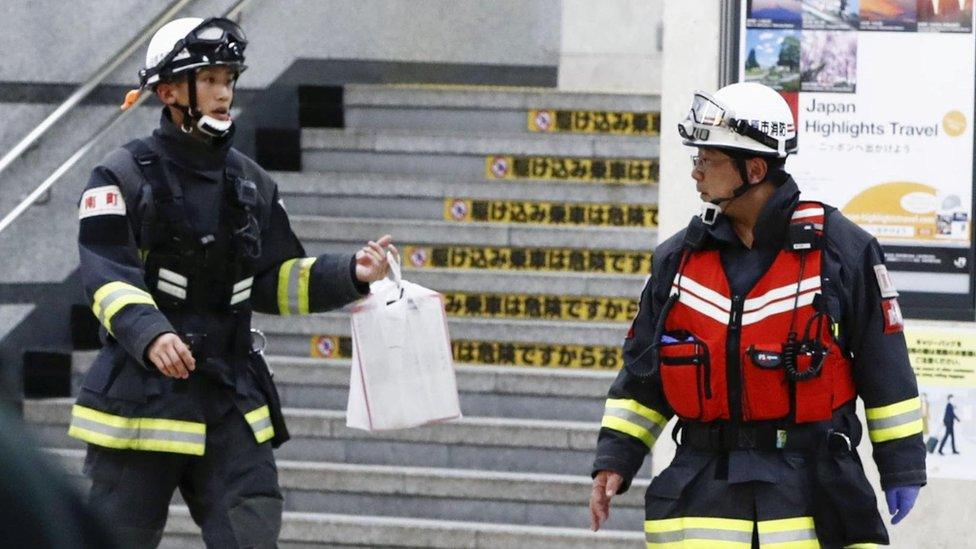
top-left (885, 485), bottom-right (921, 524)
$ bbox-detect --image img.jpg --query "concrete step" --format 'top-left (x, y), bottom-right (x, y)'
top-left (307, 241), bottom-right (653, 277)
top-left (160, 505), bottom-right (644, 548)
top-left (50, 448), bottom-right (647, 530)
top-left (273, 171), bottom-right (658, 211)
top-left (343, 84), bottom-right (659, 134)
top-left (301, 129), bottom-right (657, 177)
top-left (250, 314), bottom-right (628, 358)
top-left (278, 185), bottom-right (656, 223)
top-left (70, 353), bottom-right (617, 421)
top-left (25, 400), bottom-right (613, 475)
top-left (345, 84), bottom-right (660, 112)
top-left (376, 268), bottom-right (645, 297)
top-left (291, 216), bottom-right (657, 250)
top-left (303, 128), bottom-right (658, 158)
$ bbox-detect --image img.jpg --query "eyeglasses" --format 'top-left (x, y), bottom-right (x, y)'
top-left (690, 155), bottom-right (732, 171)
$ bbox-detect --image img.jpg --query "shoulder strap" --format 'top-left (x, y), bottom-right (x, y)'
top-left (788, 200), bottom-right (825, 251)
top-left (122, 138), bottom-right (195, 242)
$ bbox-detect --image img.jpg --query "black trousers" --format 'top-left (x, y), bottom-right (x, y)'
top-left (938, 423), bottom-right (958, 454)
top-left (83, 378), bottom-right (282, 548)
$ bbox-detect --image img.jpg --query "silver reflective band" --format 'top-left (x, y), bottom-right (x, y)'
top-left (158, 268), bottom-right (188, 287)
top-left (233, 277), bottom-right (254, 293)
top-left (158, 280), bottom-right (187, 300)
top-left (230, 276), bottom-right (254, 305)
top-left (230, 287), bottom-right (251, 305)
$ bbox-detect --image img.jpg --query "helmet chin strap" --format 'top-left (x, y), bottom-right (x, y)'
top-left (699, 157), bottom-right (755, 225)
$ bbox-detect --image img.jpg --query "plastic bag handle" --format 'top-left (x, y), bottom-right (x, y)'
top-left (382, 248), bottom-right (404, 304)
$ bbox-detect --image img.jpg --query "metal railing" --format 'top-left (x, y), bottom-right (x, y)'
top-left (0, 0), bottom-right (258, 235)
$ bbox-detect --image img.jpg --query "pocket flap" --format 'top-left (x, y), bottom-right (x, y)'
top-left (646, 450), bottom-right (711, 500)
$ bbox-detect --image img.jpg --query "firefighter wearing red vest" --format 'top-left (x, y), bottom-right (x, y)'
top-left (589, 82), bottom-right (926, 548)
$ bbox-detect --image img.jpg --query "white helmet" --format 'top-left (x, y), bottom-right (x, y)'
top-left (139, 17), bottom-right (247, 88)
top-left (678, 82), bottom-right (797, 158)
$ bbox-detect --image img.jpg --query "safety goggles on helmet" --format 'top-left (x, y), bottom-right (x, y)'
top-left (678, 90), bottom-right (796, 157)
top-left (138, 17), bottom-right (248, 88)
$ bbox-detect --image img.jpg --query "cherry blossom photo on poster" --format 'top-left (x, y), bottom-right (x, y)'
top-left (801, 30), bottom-right (858, 92)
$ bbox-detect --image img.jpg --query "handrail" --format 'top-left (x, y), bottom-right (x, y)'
top-left (0, 0), bottom-right (259, 235)
top-left (0, 0), bottom-right (194, 181)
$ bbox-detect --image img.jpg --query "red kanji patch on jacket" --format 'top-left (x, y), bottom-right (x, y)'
top-left (881, 298), bottom-right (904, 334)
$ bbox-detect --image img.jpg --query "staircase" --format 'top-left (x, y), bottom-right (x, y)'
top-left (24, 84), bottom-right (660, 548)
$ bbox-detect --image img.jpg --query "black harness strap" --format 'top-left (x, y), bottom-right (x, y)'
top-left (122, 138), bottom-right (195, 244)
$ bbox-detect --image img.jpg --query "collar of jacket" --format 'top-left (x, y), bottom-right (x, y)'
top-left (153, 108), bottom-right (234, 180)
top-left (705, 175), bottom-right (801, 250)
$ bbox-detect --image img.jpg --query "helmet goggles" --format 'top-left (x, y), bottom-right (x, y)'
top-left (139, 17), bottom-right (248, 88)
top-left (678, 90), bottom-right (796, 157)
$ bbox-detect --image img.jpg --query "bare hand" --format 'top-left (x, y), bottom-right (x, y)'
top-left (355, 234), bottom-right (397, 283)
top-left (589, 470), bottom-right (624, 531)
top-left (146, 332), bottom-right (196, 379)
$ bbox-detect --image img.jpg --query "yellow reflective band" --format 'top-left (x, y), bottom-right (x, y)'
top-left (606, 398), bottom-right (669, 428)
top-left (254, 426), bottom-right (275, 443)
top-left (867, 397), bottom-right (924, 443)
top-left (68, 426), bottom-right (205, 455)
top-left (68, 405), bottom-right (205, 456)
top-left (277, 258), bottom-right (298, 315)
top-left (245, 405), bottom-right (270, 423)
top-left (844, 544), bottom-right (878, 549)
top-left (297, 257), bottom-right (316, 314)
top-left (101, 295), bottom-right (157, 334)
top-left (865, 397), bottom-right (920, 420)
top-left (869, 419), bottom-right (924, 443)
top-left (244, 405), bottom-right (275, 444)
top-left (72, 404), bottom-right (205, 433)
top-left (757, 516), bottom-right (818, 548)
top-left (645, 541), bottom-right (750, 549)
top-left (646, 516), bottom-right (753, 548)
top-left (91, 281), bottom-right (157, 335)
top-left (602, 415), bottom-right (655, 448)
top-left (647, 516), bottom-right (754, 533)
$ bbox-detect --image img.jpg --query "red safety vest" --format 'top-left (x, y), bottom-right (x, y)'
top-left (658, 202), bottom-right (856, 424)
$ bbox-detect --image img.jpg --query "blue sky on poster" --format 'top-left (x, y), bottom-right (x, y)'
top-left (746, 29), bottom-right (798, 67)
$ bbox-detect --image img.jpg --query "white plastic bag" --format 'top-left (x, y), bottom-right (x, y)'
top-left (346, 251), bottom-right (461, 431)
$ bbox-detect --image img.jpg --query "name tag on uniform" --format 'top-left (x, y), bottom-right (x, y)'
top-left (79, 185), bottom-right (126, 219)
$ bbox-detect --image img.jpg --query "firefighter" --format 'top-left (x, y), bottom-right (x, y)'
top-left (71, 17), bottom-right (395, 547)
top-left (589, 82), bottom-right (925, 548)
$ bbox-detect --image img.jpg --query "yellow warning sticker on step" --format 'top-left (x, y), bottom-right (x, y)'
top-left (445, 199), bottom-right (657, 228)
top-left (528, 109), bottom-right (660, 136)
top-left (485, 155), bottom-right (657, 184)
top-left (401, 245), bottom-right (652, 274)
top-left (453, 340), bottom-right (623, 369)
top-left (442, 292), bottom-right (637, 323)
top-left (312, 335), bottom-right (623, 369)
